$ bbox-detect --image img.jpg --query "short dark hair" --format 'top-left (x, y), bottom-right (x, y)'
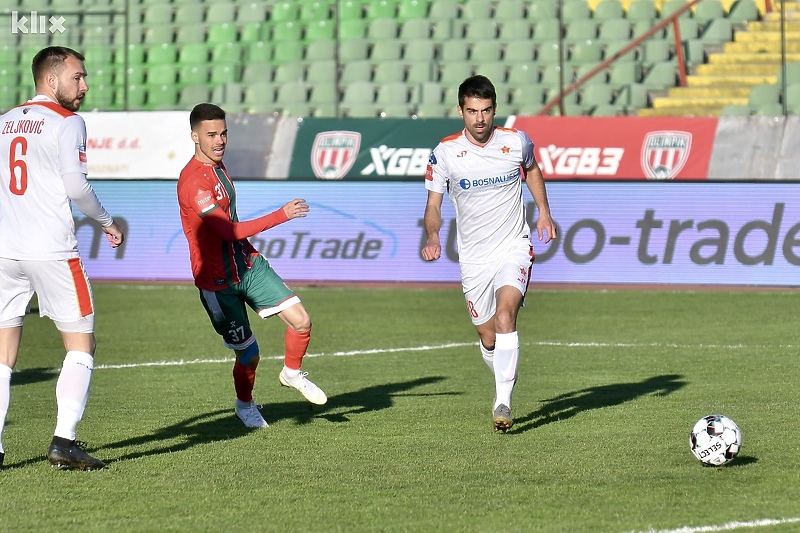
top-left (190, 103), bottom-right (226, 130)
top-left (457, 75), bottom-right (497, 109)
top-left (31, 46), bottom-right (85, 86)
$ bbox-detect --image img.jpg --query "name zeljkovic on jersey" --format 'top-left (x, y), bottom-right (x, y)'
top-left (458, 169), bottom-right (519, 190)
top-left (1, 117), bottom-right (45, 135)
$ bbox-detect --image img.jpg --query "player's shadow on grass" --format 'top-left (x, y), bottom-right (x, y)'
top-left (10, 367), bottom-right (59, 387)
top-left (97, 376), bottom-right (452, 464)
top-left (511, 373), bottom-right (686, 434)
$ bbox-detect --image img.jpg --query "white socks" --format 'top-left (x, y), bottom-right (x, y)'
top-left (0, 364), bottom-right (11, 454)
top-left (493, 332), bottom-right (519, 409)
top-left (54, 351), bottom-right (94, 441)
top-left (480, 343), bottom-right (494, 373)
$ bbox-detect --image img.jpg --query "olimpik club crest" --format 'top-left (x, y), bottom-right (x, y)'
top-left (640, 130), bottom-right (692, 180)
top-left (311, 131), bottom-right (361, 180)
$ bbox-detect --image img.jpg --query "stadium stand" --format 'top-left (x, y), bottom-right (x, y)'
top-left (2, 0), bottom-right (797, 117)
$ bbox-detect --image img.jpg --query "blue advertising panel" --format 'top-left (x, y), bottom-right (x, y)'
top-left (76, 181), bottom-right (800, 286)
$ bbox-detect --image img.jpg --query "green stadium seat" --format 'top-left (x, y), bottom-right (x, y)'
top-left (176, 25), bottom-right (207, 44)
top-left (667, 18), bottom-right (699, 40)
top-left (207, 23), bottom-right (238, 45)
top-left (598, 18), bottom-right (631, 41)
top-left (178, 43), bottom-right (210, 65)
top-left (642, 40), bottom-right (671, 67)
top-left (377, 81), bottom-right (410, 105)
top-left (301, 1), bottom-right (334, 21)
top-left (470, 40), bottom-right (503, 63)
top-left (753, 102), bottom-right (783, 116)
top-left (406, 62), bottom-right (435, 83)
top-left (528, 0), bottom-right (558, 18)
top-left (604, 39), bottom-right (639, 62)
top-left (632, 19), bottom-right (664, 38)
top-left (404, 39), bottom-right (435, 61)
top-left (306, 19), bottom-right (336, 41)
top-left (570, 40), bottom-right (603, 64)
top-left (660, 0), bottom-right (691, 19)
top-left (462, 0), bottom-right (492, 19)
top-left (429, 0), bottom-right (459, 20)
top-left (693, 0), bottom-right (724, 25)
top-left (494, 0), bottom-right (525, 20)
top-left (237, 2), bottom-right (268, 22)
top-left (274, 62), bottom-right (305, 83)
top-left (245, 41), bottom-right (273, 63)
top-left (367, 0), bottom-right (398, 20)
top-left (414, 102), bottom-right (449, 117)
top-left (440, 40), bottom-right (469, 62)
top-left (777, 62), bottom-right (800, 86)
top-left (608, 61), bottom-right (642, 88)
top-left (87, 66), bottom-right (115, 86)
top-left (368, 18), bottom-right (400, 39)
top-left (504, 40), bottom-right (536, 63)
top-left (84, 44), bottom-right (115, 67)
top-left (240, 22), bottom-right (267, 43)
top-left (338, 0), bottom-right (366, 20)
top-left (374, 60), bottom-right (407, 83)
top-left (179, 65), bottom-right (209, 86)
top-left (747, 83), bottom-right (780, 112)
top-left (206, 2), bottom-right (236, 23)
top-left (306, 60), bottom-right (337, 83)
top-left (507, 63), bottom-right (539, 85)
top-left (340, 38), bottom-right (370, 61)
top-left (306, 39), bottom-right (336, 61)
top-left (720, 104), bottom-right (751, 116)
top-left (380, 103), bottom-right (413, 117)
top-left (412, 81), bottom-right (444, 104)
top-left (727, 0), bottom-right (759, 23)
top-left (85, 83), bottom-right (115, 111)
top-left (397, 0), bottom-right (430, 21)
top-left (700, 18), bottom-right (732, 45)
top-left (544, 86), bottom-right (580, 109)
top-left (341, 60), bottom-right (374, 84)
top-left (112, 25), bottom-right (145, 46)
top-left (147, 64), bottom-right (178, 86)
top-left (271, 41), bottom-right (304, 65)
top-left (580, 84), bottom-right (615, 113)
top-left (243, 82), bottom-right (276, 107)
top-left (175, 3), bottom-right (205, 24)
top-left (538, 42), bottom-right (566, 65)
top-left (438, 61), bottom-right (473, 84)
top-left (565, 19), bottom-right (598, 44)
top-left (615, 83), bottom-right (647, 112)
top-left (642, 61), bottom-right (677, 90)
top-left (212, 42), bottom-right (243, 65)
top-left (540, 64), bottom-right (566, 88)
top-left (683, 38), bottom-right (705, 66)
top-left (210, 64), bottom-right (241, 85)
top-left (0, 45), bottom-right (17, 66)
top-left (474, 63), bottom-right (507, 84)
top-left (499, 20), bottom-right (533, 42)
top-left (119, 65), bottom-right (147, 86)
top-left (531, 19), bottom-right (562, 43)
top-left (399, 18), bottom-right (432, 41)
top-left (147, 84), bottom-right (178, 110)
top-left (371, 40), bottom-right (403, 61)
top-left (276, 80), bottom-right (310, 105)
top-left (82, 25), bottom-right (112, 46)
top-left (142, 3), bottom-right (173, 25)
top-left (271, 21), bottom-right (303, 42)
top-left (179, 84), bottom-right (212, 109)
top-left (309, 82), bottom-right (339, 104)
top-left (562, 0), bottom-right (591, 21)
top-left (271, 2), bottom-right (301, 22)
top-left (146, 43), bottom-right (178, 65)
top-left (626, 0), bottom-right (657, 22)
top-left (340, 19), bottom-right (369, 39)
top-left (594, 0), bottom-right (625, 20)
top-left (574, 63), bottom-right (609, 85)
top-left (212, 82), bottom-right (244, 110)
top-left (509, 86), bottom-right (545, 114)
top-left (784, 83), bottom-right (800, 111)
top-left (464, 20), bottom-right (498, 40)
top-left (431, 19), bottom-right (454, 42)
top-left (343, 80), bottom-right (377, 106)
top-left (242, 62), bottom-right (274, 85)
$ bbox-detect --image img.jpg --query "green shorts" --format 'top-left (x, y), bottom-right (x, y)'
top-left (198, 255), bottom-right (299, 350)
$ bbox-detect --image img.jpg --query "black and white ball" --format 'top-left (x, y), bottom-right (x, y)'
top-left (689, 414), bottom-right (742, 466)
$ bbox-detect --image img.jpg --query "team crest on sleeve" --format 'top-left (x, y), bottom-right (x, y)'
top-left (194, 191), bottom-right (216, 214)
top-left (428, 152), bottom-right (437, 165)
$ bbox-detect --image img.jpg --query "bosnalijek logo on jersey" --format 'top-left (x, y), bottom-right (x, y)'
top-left (641, 130), bottom-right (691, 180)
top-left (311, 131), bottom-right (361, 180)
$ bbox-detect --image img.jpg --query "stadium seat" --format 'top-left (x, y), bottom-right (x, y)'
top-left (693, 0), bottom-right (725, 25)
top-left (407, 62), bottom-right (435, 83)
top-left (179, 84), bottom-right (212, 109)
top-left (531, 19), bottom-right (562, 44)
top-left (412, 81), bottom-right (444, 104)
top-left (440, 40), bottom-right (469, 62)
top-left (464, 20), bottom-right (498, 40)
top-left (438, 61), bottom-right (474, 85)
top-left (300, 1), bottom-right (333, 21)
top-left (404, 39), bottom-right (435, 61)
top-left (509, 85), bottom-right (545, 114)
top-left (397, 0), bottom-right (430, 21)
top-left (175, 25), bottom-right (207, 44)
top-left (784, 83), bottom-right (800, 112)
top-left (667, 18), bottom-right (699, 40)
top-left (245, 41), bottom-right (273, 63)
top-left (615, 83), bottom-right (647, 113)
top-left (212, 42), bottom-right (243, 65)
top-left (240, 22), bottom-right (267, 44)
top-left (570, 40), bottom-right (603, 64)
top-left (242, 62), bottom-right (274, 84)
top-left (429, 0), bottom-right (459, 20)
top-left (594, 0), bottom-right (625, 20)
top-left (700, 18), bottom-right (732, 45)
top-left (494, 0), bottom-right (525, 20)
top-left (720, 104), bottom-right (751, 116)
top-left (562, 0), bottom-right (591, 21)
top-left (243, 82), bottom-right (277, 112)
top-left (210, 64), bottom-right (242, 85)
top-left (147, 64), bottom-right (177, 86)
top-left (370, 40), bottom-right (403, 62)
top-left (276, 80), bottom-right (310, 106)
top-left (143, 25), bottom-right (175, 46)
top-left (81, 25), bottom-right (112, 46)
top-left (179, 65), bottom-right (208, 86)
top-left (608, 61), bottom-right (642, 88)
top-left (178, 43), bottom-right (210, 65)
top-left (474, 63), bottom-right (507, 84)
top-left (340, 38), bottom-right (370, 61)
top-left (753, 102), bottom-right (783, 116)
top-left (207, 23), bottom-right (238, 45)
top-left (206, 2), bottom-right (236, 23)
top-left (339, 0), bottom-right (366, 20)
top-left (747, 83), bottom-right (780, 112)
top-left (271, 2), bottom-right (301, 23)
top-left (374, 60), bottom-right (407, 83)
top-left (237, 3), bottom-right (268, 22)
top-left (504, 41), bottom-right (536, 63)
top-left (84, 44), bottom-right (115, 67)
top-left (565, 19), bottom-right (598, 44)
top-left (271, 41), bottom-right (304, 65)
top-left (626, 0), bottom-right (657, 22)
top-left (470, 40), bottom-right (503, 63)
top-left (642, 61), bottom-right (677, 90)
top-left (580, 84), bottom-right (615, 113)
top-left (274, 62), bottom-right (305, 83)
top-left (341, 60), bottom-right (374, 84)
top-left (146, 43), bottom-right (178, 65)
top-left (306, 60), bottom-right (337, 84)
top-left (507, 63), bottom-right (539, 85)
top-left (309, 82), bottom-right (339, 105)
top-left (142, 3), bottom-right (173, 25)
top-left (540, 64), bottom-right (566, 88)
top-left (147, 84), bottom-right (179, 109)
top-left (538, 42), bottom-right (566, 65)
top-left (462, 0), bottom-right (492, 19)
top-left (120, 65), bottom-right (147, 86)
top-left (660, 0), bottom-right (691, 19)
top-left (212, 82), bottom-right (244, 110)
top-left (574, 63), bottom-right (609, 85)
top-left (727, 0), bottom-right (759, 23)
top-left (499, 20), bottom-right (533, 42)
top-left (306, 19), bottom-right (336, 41)
top-left (368, 18), bottom-right (400, 40)
top-left (598, 18), bottom-right (631, 41)
top-left (431, 19), bottom-right (455, 43)
top-left (400, 18), bottom-right (432, 41)
top-left (272, 21), bottom-right (303, 42)
top-left (340, 19), bottom-right (369, 40)
top-left (306, 39), bottom-right (336, 61)
top-left (377, 81), bottom-right (410, 105)
top-left (342, 80), bottom-right (377, 106)
top-left (367, 0), bottom-right (398, 20)
top-left (174, 3), bottom-right (205, 24)
top-left (415, 103), bottom-right (450, 117)
top-left (85, 83), bottom-right (115, 111)
top-left (642, 40), bottom-right (671, 67)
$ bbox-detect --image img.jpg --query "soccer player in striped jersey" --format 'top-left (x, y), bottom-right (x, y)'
top-left (421, 75), bottom-right (557, 433)
top-left (0, 46), bottom-right (125, 470)
top-left (177, 103), bottom-right (326, 429)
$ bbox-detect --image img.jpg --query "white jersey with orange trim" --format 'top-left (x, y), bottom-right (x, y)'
top-left (0, 96), bottom-right (91, 260)
top-left (425, 126), bottom-right (536, 265)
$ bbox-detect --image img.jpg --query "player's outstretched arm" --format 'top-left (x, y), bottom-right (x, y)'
top-left (421, 190), bottom-right (444, 261)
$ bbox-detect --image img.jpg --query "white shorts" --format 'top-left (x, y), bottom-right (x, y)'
top-left (0, 257), bottom-right (95, 333)
top-left (460, 241), bottom-right (534, 326)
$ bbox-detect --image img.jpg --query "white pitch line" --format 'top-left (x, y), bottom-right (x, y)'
top-left (92, 339), bottom-right (796, 371)
top-left (631, 517), bottom-right (800, 533)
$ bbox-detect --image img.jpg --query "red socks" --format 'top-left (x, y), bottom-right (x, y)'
top-left (232, 361), bottom-right (256, 403)
top-left (284, 327), bottom-right (311, 370)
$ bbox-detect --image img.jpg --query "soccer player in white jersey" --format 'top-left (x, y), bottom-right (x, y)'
top-left (0, 46), bottom-right (124, 470)
top-left (421, 75), bottom-right (557, 433)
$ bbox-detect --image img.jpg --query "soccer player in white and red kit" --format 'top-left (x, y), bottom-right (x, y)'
top-left (177, 103), bottom-right (326, 429)
top-left (421, 75), bottom-right (557, 432)
top-left (0, 47), bottom-right (125, 469)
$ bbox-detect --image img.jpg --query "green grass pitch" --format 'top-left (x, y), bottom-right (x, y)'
top-left (1, 283), bottom-right (800, 533)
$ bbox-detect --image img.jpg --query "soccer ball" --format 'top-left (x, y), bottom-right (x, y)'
top-left (689, 414), bottom-right (742, 466)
